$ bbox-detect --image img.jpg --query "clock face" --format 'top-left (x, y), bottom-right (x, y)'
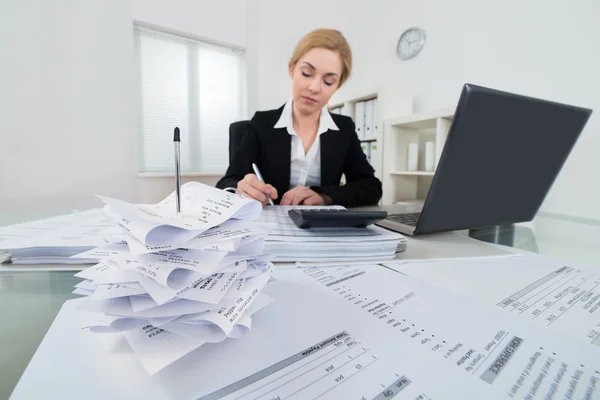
top-left (397, 27), bottom-right (426, 60)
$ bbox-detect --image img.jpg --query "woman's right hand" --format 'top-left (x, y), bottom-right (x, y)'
top-left (237, 174), bottom-right (278, 205)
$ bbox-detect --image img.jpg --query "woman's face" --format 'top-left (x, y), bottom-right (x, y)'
top-left (289, 47), bottom-right (342, 115)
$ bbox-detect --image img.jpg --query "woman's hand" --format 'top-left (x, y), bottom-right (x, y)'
top-left (280, 186), bottom-right (329, 206)
top-left (237, 174), bottom-right (278, 205)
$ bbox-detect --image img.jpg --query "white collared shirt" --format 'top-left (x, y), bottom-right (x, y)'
top-left (274, 98), bottom-right (339, 188)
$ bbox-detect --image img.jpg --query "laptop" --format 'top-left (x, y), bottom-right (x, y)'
top-left (376, 83), bottom-right (593, 236)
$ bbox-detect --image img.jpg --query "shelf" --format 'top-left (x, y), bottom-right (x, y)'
top-left (348, 92), bottom-right (378, 103)
top-left (390, 171), bottom-right (435, 176)
top-left (381, 106), bottom-right (456, 204)
top-left (388, 107), bottom-right (455, 130)
top-left (328, 86), bottom-right (415, 199)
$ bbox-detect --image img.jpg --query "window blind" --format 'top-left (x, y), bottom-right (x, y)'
top-left (135, 26), bottom-right (246, 174)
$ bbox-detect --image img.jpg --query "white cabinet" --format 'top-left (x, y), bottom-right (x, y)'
top-left (381, 108), bottom-right (455, 204)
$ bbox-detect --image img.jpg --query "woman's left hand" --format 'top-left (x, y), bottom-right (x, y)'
top-left (280, 186), bottom-right (327, 206)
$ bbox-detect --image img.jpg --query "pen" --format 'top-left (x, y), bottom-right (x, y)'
top-left (174, 127), bottom-right (181, 215)
top-left (252, 163), bottom-right (274, 206)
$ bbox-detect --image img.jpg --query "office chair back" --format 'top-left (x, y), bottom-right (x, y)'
top-left (229, 120), bottom-right (250, 165)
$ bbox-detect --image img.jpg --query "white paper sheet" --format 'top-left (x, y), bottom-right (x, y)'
top-left (90, 282), bottom-right (147, 300)
top-left (132, 270), bottom-right (242, 306)
top-left (120, 267), bottom-right (273, 374)
top-left (98, 182), bottom-right (262, 247)
top-left (122, 325), bottom-right (206, 375)
top-left (215, 260), bottom-right (247, 274)
top-left (72, 288), bottom-right (94, 296)
top-left (75, 279), bottom-right (98, 291)
top-left (78, 296), bottom-right (220, 319)
top-left (231, 235), bottom-right (265, 256)
top-left (240, 261), bottom-right (272, 279)
top-left (386, 254), bottom-right (600, 347)
top-left (129, 295), bottom-right (172, 313)
top-left (161, 293), bottom-right (274, 343)
top-left (160, 265), bottom-right (272, 342)
top-left (0, 209), bottom-right (122, 265)
top-left (295, 264), bottom-right (600, 399)
top-left (74, 261), bottom-right (139, 284)
top-left (73, 243), bottom-right (230, 274)
top-left (254, 206), bottom-right (406, 264)
top-left (125, 219), bottom-right (269, 254)
top-left (74, 259), bottom-right (275, 375)
top-left (258, 206), bottom-right (404, 242)
top-left (14, 265), bottom-right (600, 400)
top-left (87, 315), bottom-right (177, 334)
top-left (0, 208), bottom-right (118, 249)
top-left (118, 259), bottom-right (181, 288)
top-left (175, 272), bottom-right (241, 303)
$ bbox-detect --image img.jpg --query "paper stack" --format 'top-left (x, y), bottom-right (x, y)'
top-left (0, 209), bottom-right (121, 264)
top-left (257, 206), bottom-right (407, 263)
top-left (71, 182), bottom-right (275, 375)
top-left (0, 250), bottom-right (9, 264)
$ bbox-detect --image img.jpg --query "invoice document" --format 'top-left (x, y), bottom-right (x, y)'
top-left (386, 254), bottom-right (600, 347)
top-left (11, 264), bottom-right (600, 399)
top-left (257, 206), bottom-right (407, 263)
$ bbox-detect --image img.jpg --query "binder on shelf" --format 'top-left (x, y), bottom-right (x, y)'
top-left (407, 143), bottom-right (419, 171)
top-left (364, 99), bottom-right (374, 139)
top-left (373, 98), bottom-right (380, 137)
top-left (425, 141), bottom-right (435, 171)
top-left (354, 101), bottom-right (366, 140)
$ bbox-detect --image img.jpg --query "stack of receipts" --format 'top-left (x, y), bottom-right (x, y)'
top-left (257, 205), bottom-right (407, 263)
top-left (0, 209), bottom-right (121, 264)
top-left (70, 182), bottom-right (276, 375)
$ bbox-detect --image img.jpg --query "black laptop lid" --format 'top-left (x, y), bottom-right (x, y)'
top-left (415, 84), bottom-right (592, 235)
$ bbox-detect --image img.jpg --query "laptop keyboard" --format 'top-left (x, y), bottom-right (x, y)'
top-left (386, 212), bottom-right (421, 227)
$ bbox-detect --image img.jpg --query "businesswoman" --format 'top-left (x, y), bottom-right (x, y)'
top-left (216, 28), bottom-right (382, 207)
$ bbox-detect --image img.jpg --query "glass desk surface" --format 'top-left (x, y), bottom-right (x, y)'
top-left (1, 218), bottom-right (599, 399)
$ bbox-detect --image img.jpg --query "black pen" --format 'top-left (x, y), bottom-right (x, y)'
top-left (174, 127), bottom-right (181, 215)
top-left (252, 163), bottom-right (274, 206)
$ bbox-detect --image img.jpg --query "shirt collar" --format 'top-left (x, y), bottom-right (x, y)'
top-left (274, 98), bottom-right (339, 136)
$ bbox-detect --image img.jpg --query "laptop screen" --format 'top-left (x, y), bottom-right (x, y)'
top-left (416, 84), bottom-right (592, 235)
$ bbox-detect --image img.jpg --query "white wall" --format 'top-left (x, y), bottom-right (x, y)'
top-left (132, 0), bottom-right (248, 48)
top-left (246, 0), bottom-right (600, 221)
top-left (0, 1), bottom-right (250, 221)
top-left (0, 0), bottom-right (138, 220)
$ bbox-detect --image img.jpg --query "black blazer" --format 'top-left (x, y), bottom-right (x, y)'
top-left (216, 105), bottom-right (382, 207)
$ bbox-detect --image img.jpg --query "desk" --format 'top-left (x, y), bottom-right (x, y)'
top-left (0, 272), bottom-right (79, 399)
top-left (467, 222), bottom-right (600, 269)
top-left (1, 218), bottom-right (600, 399)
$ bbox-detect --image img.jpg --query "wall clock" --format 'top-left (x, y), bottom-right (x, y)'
top-left (397, 27), bottom-right (426, 60)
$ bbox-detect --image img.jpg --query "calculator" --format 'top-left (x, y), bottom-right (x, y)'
top-left (287, 209), bottom-right (388, 229)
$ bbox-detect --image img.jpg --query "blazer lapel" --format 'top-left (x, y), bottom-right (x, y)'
top-left (267, 127), bottom-right (291, 192)
top-left (319, 129), bottom-right (339, 185)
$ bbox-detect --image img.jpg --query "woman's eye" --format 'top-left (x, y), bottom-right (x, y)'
top-left (302, 72), bottom-right (311, 77)
top-left (324, 80), bottom-right (333, 86)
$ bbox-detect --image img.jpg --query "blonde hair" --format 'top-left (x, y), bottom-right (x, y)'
top-left (288, 28), bottom-right (352, 88)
